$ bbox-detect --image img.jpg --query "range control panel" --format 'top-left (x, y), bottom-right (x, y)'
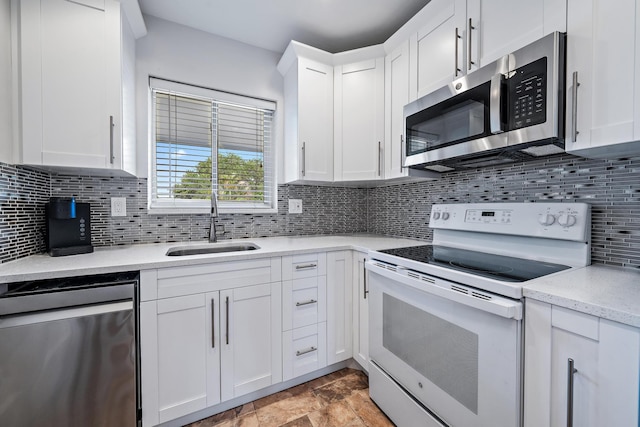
top-left (430, 203), bottom-right (590, 242)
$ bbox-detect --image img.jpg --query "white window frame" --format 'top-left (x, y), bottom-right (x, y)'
top-left (148, 78), bottom-right (277, 214)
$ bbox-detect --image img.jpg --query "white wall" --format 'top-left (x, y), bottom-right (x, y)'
top-left (0, 0), bottom-right (12, 163)
top-left (135, 15), bottom-right (285, 182)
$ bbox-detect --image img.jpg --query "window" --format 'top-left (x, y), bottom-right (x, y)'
top-left (149, 78), bottom-right (276, 213)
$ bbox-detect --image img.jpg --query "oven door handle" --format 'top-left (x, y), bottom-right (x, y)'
top-left (366, 262), bottom-right (522, 320)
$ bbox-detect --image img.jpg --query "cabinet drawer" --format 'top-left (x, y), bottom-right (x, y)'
top-left (283, 323), bottom-right (327, 381)
top-left (283, 277), bottom-right (327, 331)
top-left (282, 253), bottom-right (327, 280)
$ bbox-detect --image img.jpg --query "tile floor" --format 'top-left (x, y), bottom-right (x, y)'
top-left (184, 368), bottom-right (394, 427)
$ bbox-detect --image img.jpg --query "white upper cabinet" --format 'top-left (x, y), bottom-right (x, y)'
top-left (565, 0), bottom-right (640, 159)
top-left (384, 41), bottom-right (410, 180)
top-left (410, 0), bottom-right (466, 99)
top-left (14, 0), bottom-right (140, 176)
top-left (466, 0), bottom-right (566, 72)
top-left (409, 0), bottom-right (566, 99)
top-left (279, 46), bottom-right (334, 183)
top-left (334, 58), bottom-right (385, 181)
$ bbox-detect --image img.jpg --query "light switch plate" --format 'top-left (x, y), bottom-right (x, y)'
top-left (288, 199), bottom-right (302, 214)
top-left (111, 197), bottom-right (127, 217)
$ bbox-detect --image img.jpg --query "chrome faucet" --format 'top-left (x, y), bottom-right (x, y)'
top-left (209, 191), bottom-right (219, 243)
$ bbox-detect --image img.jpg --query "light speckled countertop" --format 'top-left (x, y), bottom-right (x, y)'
top-left (0, 234), bottom-right (422, 284)
top-left (524, 264), bottom-right (640, 328)
top-left (3, 235), bottom-right (638, 328)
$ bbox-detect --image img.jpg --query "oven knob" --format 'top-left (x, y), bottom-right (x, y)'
top-left (538, 213), bottom-right (555, 226)
top-left (558, 214), bottom-right (577, 227)
top-left (433, 212), bottom-right (441, 220)
top-left (442, 212), bottom-right (450, 220)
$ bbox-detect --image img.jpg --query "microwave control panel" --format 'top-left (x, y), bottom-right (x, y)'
top-left (508, 57), bottom-right (547, 130)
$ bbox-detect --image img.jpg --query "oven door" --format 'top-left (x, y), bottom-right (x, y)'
top-left (367, 260), bottom-right (522, 427)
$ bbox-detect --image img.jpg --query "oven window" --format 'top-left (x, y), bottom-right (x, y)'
top-left (406, 81), bottom-right (491, 156)
top-left (382, 293), bottom-right (479, 414)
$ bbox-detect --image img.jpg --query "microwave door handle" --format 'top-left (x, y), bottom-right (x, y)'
top-left (490, 73), bottom-right (504, 134)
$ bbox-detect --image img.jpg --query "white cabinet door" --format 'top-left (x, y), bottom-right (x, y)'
top-left (352, 251), bottom-right (369, 371)
top-left (565, 0), bottom-right (640, 158)
top-left (466, 0), bottom-right (564, 71)
top-left (140, 293), bottom-right (220, 426)
top-left (16, 0), bottom-right (135, 174)
top-left (326, 251), bottom-right (353, 364)
top-left (334, 58), bottom-right (385, 181)
top-left (410, 0), bottom-right (466, 99)
top-left (524, 300), bottom-right (640, 427)
top-left (384, 41), bottom-right (410, 180)
top-left (282, 57), bottom-right (334, 182)
top-left (220, 282), bottom-right (282, 401)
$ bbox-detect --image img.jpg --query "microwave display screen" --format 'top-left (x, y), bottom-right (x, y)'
top-left (406, 81), bottom-right (491, 156)
top-left (508, 57), bottom-right (547, 130)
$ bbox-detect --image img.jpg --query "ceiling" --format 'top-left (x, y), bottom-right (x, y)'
top-left (138, 0), bottom-right (431, 54)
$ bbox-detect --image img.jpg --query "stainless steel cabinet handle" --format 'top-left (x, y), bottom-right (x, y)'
top-left (363, 259), bottom-right (368, 299)
top-left (468, 18), bottom-right (476, 71)
top-left (571, 71), bottom-right (580, 142)
top-left (567, 358), bottom-right (578, 427)
top-left (225, 296), bottom-right (230, 345)
top-left (211, 298), bottom-right (215, 348)
top-left (295, 263), bottom-right (317, 270)
top-left (109, 115), bottom-right (115, 164)
top-left (454, 28), bottom-right (461, 76)
top-left (296, 346), bottom-right (317, 357)
top-left (301, 142), bottom-right (306, 177)
top-left (378, 141), bottom-right (382, 176)
top-left (295, 299), bottom-right (317, 307)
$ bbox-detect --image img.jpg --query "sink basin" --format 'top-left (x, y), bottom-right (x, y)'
top-left (166, 243), bottom-right (260, 256)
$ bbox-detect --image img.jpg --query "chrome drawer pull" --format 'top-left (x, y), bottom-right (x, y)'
top-left (567, 358), bottom-right (578, 427)
top-left (295, 263), bottom-right (317, 270)
top-left (296, 346), bottom-right (317, 357)
top-left (295, 299), bottom-right (317, 307)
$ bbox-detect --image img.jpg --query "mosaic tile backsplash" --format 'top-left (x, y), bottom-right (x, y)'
top-left (1, 152), bottom-right (639, 267)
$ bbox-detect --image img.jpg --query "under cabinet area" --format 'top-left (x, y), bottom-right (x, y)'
top-left (139, 258), bottom-right (282, 427)
top-left (524, 299), bottom-right (640, 427)
top-left (13, 0), bottom-right (139, 175)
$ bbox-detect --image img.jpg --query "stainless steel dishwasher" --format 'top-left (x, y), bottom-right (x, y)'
top-left (0, 271), bottom-right (140, 427)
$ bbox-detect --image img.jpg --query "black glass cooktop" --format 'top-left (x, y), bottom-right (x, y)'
top-left (378, 245), bottom-right (570, 283)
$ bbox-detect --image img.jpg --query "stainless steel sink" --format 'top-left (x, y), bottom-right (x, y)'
top-left (165, 243), bottom-right (260, 256)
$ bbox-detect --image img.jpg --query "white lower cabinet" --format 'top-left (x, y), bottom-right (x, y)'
top-left (352, 251), bottom-right (369, 370)
top-left (524, 299), bottom-right (640, 427)
top-left (282, 253), bottom-right (328, 381)
top-left (220, 283), bottom-right (283, 401)
top-left (283, 323), bottom-right (327, 381)
top-left (326, 251), bottom-right (354, 364)
top-left (140, 259), bottom-right (282, 427)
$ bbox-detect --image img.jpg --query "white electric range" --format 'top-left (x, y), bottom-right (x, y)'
top-left (366, 202), bottom-right (591, 427)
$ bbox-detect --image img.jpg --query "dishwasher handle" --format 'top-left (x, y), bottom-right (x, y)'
top-left (0, 282), bottom-right (136, 317)
top-left (0, 300), bottom-right (133, 328)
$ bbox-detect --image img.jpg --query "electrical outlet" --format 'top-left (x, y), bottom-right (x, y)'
top-left (111, 197), bottom-right (127, 217)
top-left (288, 199), bottom-right (303, 214)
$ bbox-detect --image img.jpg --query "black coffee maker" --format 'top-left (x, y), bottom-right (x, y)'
top-left (45, 197), bottom-right (94, 256)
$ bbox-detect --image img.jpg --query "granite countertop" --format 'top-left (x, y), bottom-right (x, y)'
top-left (0, 234), bottom-right (422, 284)
top-left (524, 264), bottom-right (640, 328)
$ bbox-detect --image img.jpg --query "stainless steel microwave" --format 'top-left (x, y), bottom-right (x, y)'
top-left (404, 32), bottom-right (566, 172)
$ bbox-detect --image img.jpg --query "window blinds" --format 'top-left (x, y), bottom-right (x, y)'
top-left (150, 78), bottom-right (275, 211)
